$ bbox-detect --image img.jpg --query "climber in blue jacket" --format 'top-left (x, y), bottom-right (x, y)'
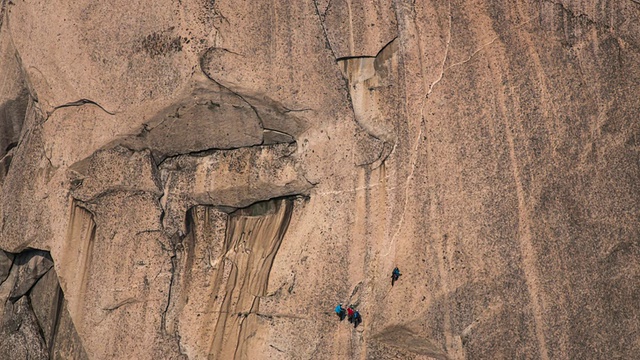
top-left (335, 303), bottom-right (346, 321)
top-left (392, 267), bottom-right (401, 286)
top-left (353, 310), bottom-right (362, 328)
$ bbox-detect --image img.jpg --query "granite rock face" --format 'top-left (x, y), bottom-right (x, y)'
top-left (0, 0), bottom-right (638, 359)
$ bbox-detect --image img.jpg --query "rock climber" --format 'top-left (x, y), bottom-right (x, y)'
top-left (347, 305), bottom-right (355, 323)
top-left (391, 267), bottom-right (401, 286)
top-left (353, 310), bottom-right (362, 328)
top-left (335, 303), bottom-right (346, 321)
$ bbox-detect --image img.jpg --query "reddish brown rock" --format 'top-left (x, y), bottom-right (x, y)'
top-left (0, 1), bottom-right (638, 359)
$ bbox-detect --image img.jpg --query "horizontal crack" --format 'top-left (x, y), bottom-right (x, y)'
top-left (337, 36), bottom-right (398, 62)
top-left (282, 107), bottom-right (313, 113)
top-left (156, 141), bottom-right (298, 168)
top-left (50, 99), bottom-right (116, 116)
top-left (335, 55), bottom-right (375, 61)
top-left (72, 187), bottom-right (162, 205)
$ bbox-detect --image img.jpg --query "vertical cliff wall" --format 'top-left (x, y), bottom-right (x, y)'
top-left (0, 0), bottom-right (638, 359)
top-left (163, 199), bottom-right (295, 359)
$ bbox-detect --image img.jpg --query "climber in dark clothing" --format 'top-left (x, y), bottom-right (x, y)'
top-left (347, 305), bottom-right (355, 323)
top-left (353, 310), bottom-right (362, 328)
top-left (391, 267), bottom-right (401, 286)
top-left (335, 303), bottom-right (346, 321)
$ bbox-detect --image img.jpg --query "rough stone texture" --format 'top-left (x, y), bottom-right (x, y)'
top-left (0, 0), bottom-right (639, 359)
top-left (51, 298), bottom-right (89, 360)
top-left (116, 83), bottom-right (265, 161)
top-left (164, 199), bottom-right (295, 359)
top-left (0, 250), bottom-right (87, 359)
top-left (0, 296), bottom-right (49, 360)
top-left (318, 0), bottom-right (398, 58)
top-left (159, 143), bottom-right (313, 235)
top-left (0, 10), bottom-right (28, 185)
top-left (0, 250), bottom-right (12, 284)
top-left (30, 268), bottom-right (60, 350)
top-left (9, 250), bottom-right (53, 300)
top-left (30, 267), bottom-right (89, 360)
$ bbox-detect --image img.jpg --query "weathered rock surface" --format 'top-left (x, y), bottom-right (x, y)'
top-left (9, 250), bottom-right (53, 300)
top-left (0, 250), bottom-right (86, 359)
top-left (0, 0), bottom-right (639, 359)
top-left (163, 199), bottom-right (295, 359)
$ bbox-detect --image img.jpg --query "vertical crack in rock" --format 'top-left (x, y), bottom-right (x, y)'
top-left (47, 282), bottom-right (64, 358)
top-left (0, 0), bottom-right (7, 31)
top-left (205, 198), bottom-right (294, 359)
top-left (161, 244), bottom-right (178, 335)
top-left (311, 0), bottom-right (365, 144)
top-left (425, 0), bottom-right (452, 100)
top-left (312, 0), bottom-right (339, 59)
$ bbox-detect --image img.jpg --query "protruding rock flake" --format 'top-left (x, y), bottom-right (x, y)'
top-left (0, 0), bottom-right (639, 359)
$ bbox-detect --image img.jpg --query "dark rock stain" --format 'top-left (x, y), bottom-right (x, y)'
top-left (139, 31), bottom-right (185, 58)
